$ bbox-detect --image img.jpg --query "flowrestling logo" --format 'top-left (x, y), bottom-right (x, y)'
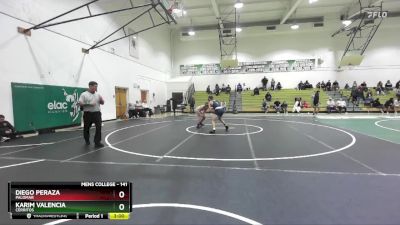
top-left (47, 89), bottom-right (80, 122)
top-left (367, 11), bottom-right (388, 19)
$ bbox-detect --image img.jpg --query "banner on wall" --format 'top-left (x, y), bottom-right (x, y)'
top-left (11, 83), bottom-right (87, 132)
top-left (180, 59), bottom-right (317, 75)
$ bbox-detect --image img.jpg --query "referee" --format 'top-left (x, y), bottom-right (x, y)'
top-left (79, 81), bottom-right (105, 148)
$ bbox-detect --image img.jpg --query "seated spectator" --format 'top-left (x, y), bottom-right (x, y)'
top-left (336, 98), bottom-right (347, 113)
top-left (298, 81), bottom-right (304, 90)
top-left (326, 80), bottom-right (332, 91)
top-left (357, 86), bottom-right (365, 102)
top-left (396, 80), bottom-right (400, 90)
top-left (394, 97), bottom-right (400, 115)
top-left (281, 101), bottom-right (288, 114)
top-left (135, 101), bottom-right (145, 117)
top-left (360, 81), bottom-right (367, 92)
top-left (364, 90), bottom-right (374, 106)
top-left (326, 98), bottom-right (336, 113)
top-left (142, 101), bottom-right (153, 117)
top-left (0, 115), bottom-right (20, 142)
top-left (273, 99), bottom-right (281, 113)
top-left (376, 81), bottom-right (385, 95)
top-left (221, 84), bottom-right (226, 93)
top-left (236, 83), bottom-right (243, 92)
top-left (316, 82), bottom-right (321, 89)
top-left (265, 92), bottom-right (272, 102)
top-left (384, 98), bottom-right (394, 113)
top-left (206, 85), bottom-right (212, 94)
top-left (321, 81), bottom-right (326, 90)
top-left (253, 87), bottom-right (260, 96)
top-left (385, 80), bottom-right (393, 91)
top-left (128, 103), bottom-right (138, 119)
top-left (372, 98), bottom-right (384, 113)
top-left (261, 76), bottom-right (268, 90)
top-left (226, 85), bottom-right (231, 93)
top-left (304, 80), bottom-right (312, 89)
top-left (352, 81), bottom-right (357, 88)
top-left (344, 83), bottom-right (350, 90)
top-left (332, 80), bottom-right (339, 91)
top-left (276, 82), bottom-right (282, 90)
top-left (293, 98), bottom-right (302, 113)
top-left (262, 99), bottom-right (269, 113)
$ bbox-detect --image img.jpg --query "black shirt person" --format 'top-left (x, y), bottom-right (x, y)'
top-left (0, 115), bottom-right (17, 141)
top-left (79, 81), bottom-right (105, 148)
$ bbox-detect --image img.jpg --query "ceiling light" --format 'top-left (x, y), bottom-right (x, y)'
top-left (188, 30), bottom-right (195, 36)
top-left (183, 10), bottom-right (187, 15)
top-left (236, 27), bottom-right (242, 32)
top-left (133, 35), bottom-right (137, 39)
top-left (309, 0), bottom-right (318, 4)
top-left (342, 20), bottom-right (352, 27)
top-left (234, 0), bottom-right (243, 9)
top-left (290, 24), bottom-right (299, 30)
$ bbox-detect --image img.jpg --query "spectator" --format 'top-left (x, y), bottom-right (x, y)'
top-left (344, 83), bottom-right (350, 90)
top-left (273, 99), bottom-right (281, 113)
top-left (276, 82), bottom-right (282, 90)
top-left (236, 83), bottom-right (243, 92)
top-left (365, 90), bottom-right (374, 106)
top-left (142, 101), bottom-right (153, 117)
top-left (265, 92), bottom-right (272, 102)
top-left (135, 100), bottom-right (144, 117)
top-left (293, 97), bottom-right (301, 113)
top-left (0, 115), bottom-right (19, 142)
top-left (361, 81), bottom-right (367, 92)
top-left (170, 98), bottom-right (178, 116)
top-left (304, 80), bottom-right (312, 89)
top-left (332, 80), bottom-right (339, 91)
top-left (372, 98), bottom-right (384, 113)
top-left (221, 84), bottom-right (226, 93)
top-left (261, 76), bottom-right (268, 90)
top-left (336, 98), bottom-right (347, 113)
top-left (326, 98), bottom-right (336, 113)
top-left (395, 80), bottom-right (400, 90)
top-left (206, 85), bottom-right (212, 94)
top-left (312, 90), bottom-right (320, 115)
top-left (385, 80), bottom-right (393, 92)
top-left (357, 86), bottom-right (365, 102)
top-left (226, 85), bottom-right (231, 94)
top-left (281, 101), bottom-right (288, 114)
top-left (262, 99), bottom-right (269, 113)
top-left (376, 81), bottom-right (385, 95)
top-left (352, 81), bottom-right (357, 88)
top-left (189, 96), bottom-right (195, 113)
top-left (270, 78), bottom-right (275, 91)
top-left (384, 98), bottom-right (394, 114)
top-left (215, 84), bottom-right (220, 96)
top-left (394, 97), bottom-right (399, 115)
top-left (316, 82), bottom-right (321, 89)
top-left (128, 103), bottom-right (138, 119)
top-left (397, 88), bottom-right (400, 99)
top-left (326, 80), bottom-right (332, 91)
top-left (298, 81), bottom-right (304, 90)
top-left (253, 87), bottom-right (260, 96)
top-left (321, 81), bottom-right (326, 90)
top-left (350, 88), bottom-right (359, 106)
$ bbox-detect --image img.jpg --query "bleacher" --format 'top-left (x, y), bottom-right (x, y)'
top-left (241, 89), bottom-right (329, 112)
top-left (189, 88), bottom-right (397, 113)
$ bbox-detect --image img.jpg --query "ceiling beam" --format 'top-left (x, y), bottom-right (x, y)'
top-left (280, 0), bottom-right (303, 24)
top-left (210, 0), bottom-right (224, 29)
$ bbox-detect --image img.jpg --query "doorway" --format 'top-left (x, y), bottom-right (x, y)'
top-left (115, 87), bottom-right (128, 119)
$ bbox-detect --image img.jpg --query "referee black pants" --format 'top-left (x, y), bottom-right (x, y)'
top-left (83, 111), bottom-right (102, 144)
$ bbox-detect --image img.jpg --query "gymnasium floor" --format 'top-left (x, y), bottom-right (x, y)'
top-left (1, 113), bottom-right (400, 225)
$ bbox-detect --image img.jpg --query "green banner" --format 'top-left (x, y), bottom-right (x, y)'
top-left (11, 83), bottom-right (87, 132)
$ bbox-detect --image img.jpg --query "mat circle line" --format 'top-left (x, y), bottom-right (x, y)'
top-left (105, 118), bottom-right (356, 161)
top-left (374, 119), bottom-right (400, 132)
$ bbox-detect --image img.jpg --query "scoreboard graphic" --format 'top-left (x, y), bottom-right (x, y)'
top-left (8, 182), bottom-right (132, 220)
